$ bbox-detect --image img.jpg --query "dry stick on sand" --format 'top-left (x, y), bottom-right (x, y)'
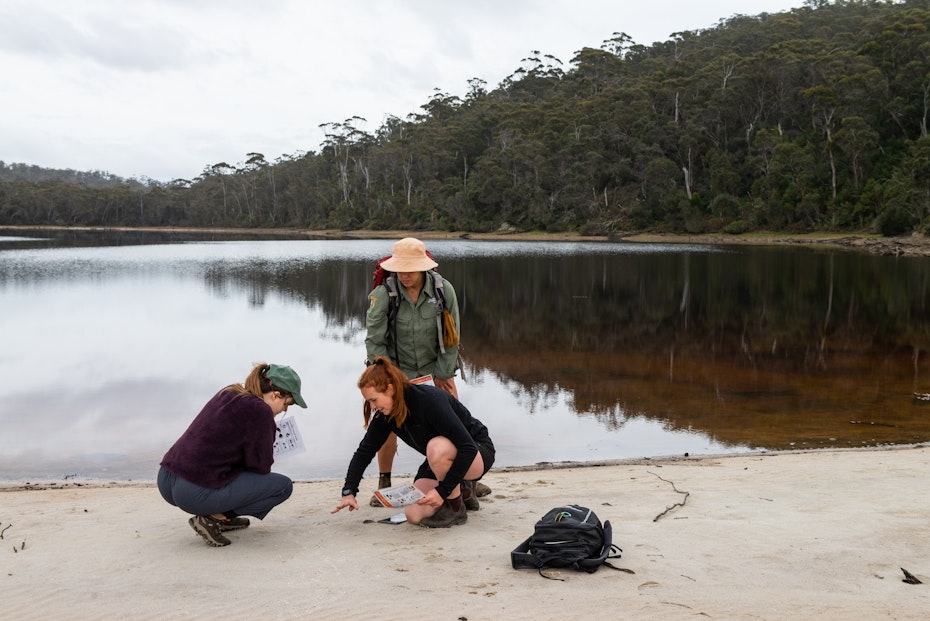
top-left (649, 471), bottom-right (690, 522)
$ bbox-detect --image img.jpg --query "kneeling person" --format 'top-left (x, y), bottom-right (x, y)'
top-left (332, 357), bottom-right (494, 527)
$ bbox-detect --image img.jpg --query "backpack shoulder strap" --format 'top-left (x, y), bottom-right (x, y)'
top-left (383, 273), bottom-right (399, 301)
top-left (383, 274), bottom-right (400, 363)
top-left (427, 270), bottom-right (448, 354)
top-left (428, 270), bottom-right (445, 307)
top-left (585, 521), bottom-right (633, 574)
top-left (511, 536), bottom-right (545, 570)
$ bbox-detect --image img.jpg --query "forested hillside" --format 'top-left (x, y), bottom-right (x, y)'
top-left (0, 162), bottom-right (149, 189)
top-left (2, 0), bottom-right (929, 235)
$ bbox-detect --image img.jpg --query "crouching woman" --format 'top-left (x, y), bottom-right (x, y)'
top-left (332, 356), bottom-right (494, 528)
top-left (158, 362), bottom-right (307, 546)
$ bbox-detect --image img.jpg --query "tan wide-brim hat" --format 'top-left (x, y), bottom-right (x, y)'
top-left (379, 237), bottom-right (438, 272)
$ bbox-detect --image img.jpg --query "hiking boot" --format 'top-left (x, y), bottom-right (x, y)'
top-left (419, 499), bottom-right (467, 528)
top-left (461, 480), bottom-right (480, 511)
top-left (475, 481), bottom-right (492, 497)
top-left (218, 516), bottom-right (250, 532)
top-left (371, 473), bottom-right (391, 507)
top-left (189, 515), bottom-right (231, 547)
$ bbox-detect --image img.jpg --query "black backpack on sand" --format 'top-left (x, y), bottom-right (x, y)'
top-left (511, 504), bottom-right (627, 579)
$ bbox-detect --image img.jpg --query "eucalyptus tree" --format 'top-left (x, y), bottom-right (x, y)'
top-left (319, 116), bottom-right (373, 217)
top-left (858, 5), bottom-right (930, 139)
top-left (569, 46), bottom-right (625, 96)
top-left (200, 162), bottom-right (235, 223)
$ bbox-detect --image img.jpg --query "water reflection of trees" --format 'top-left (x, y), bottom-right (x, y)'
top-left (460, 249), bottom-right (930, 449)
top-left (208, 246), bottom-right (930, 450)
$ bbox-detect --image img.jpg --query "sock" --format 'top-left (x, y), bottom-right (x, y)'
top-left (447, 496), bottom-right (463, 511)
top-left (378, 472), bottom-right (392, 487)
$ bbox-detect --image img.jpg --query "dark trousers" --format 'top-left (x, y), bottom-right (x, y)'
top-left (157, 466), bottom-right (292, 520)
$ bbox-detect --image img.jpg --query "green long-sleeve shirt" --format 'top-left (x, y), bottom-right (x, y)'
top-left (364, 272), bottom-right (460, 380)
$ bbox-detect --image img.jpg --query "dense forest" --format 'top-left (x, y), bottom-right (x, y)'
top-left (2, 0), bottom-right (930, 236)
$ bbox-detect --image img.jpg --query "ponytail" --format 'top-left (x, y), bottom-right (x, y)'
top-left (225, 362), bottom-right (274, 399)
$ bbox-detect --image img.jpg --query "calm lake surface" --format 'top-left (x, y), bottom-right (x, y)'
top-left (3, 228), bottom-right (930, 483)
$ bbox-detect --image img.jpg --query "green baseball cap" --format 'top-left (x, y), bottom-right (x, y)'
top-left (266, 364), bottom-right (308, 408)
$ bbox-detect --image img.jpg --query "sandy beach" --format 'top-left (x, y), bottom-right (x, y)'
top-left (3, 446), bottom-right (929, 620)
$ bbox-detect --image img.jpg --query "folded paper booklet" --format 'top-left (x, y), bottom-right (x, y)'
top-left (372, 483), bottom-right (425, 508)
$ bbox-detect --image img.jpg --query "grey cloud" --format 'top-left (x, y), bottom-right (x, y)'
top-left (0, 4), bottom-right (228, 73)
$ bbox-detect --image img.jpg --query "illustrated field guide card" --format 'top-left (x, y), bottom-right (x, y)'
top-left (273, 415), bottom-right (305, 458)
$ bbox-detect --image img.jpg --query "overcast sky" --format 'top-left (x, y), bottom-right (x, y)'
top-left (0, 0), bottom-right (805, 182)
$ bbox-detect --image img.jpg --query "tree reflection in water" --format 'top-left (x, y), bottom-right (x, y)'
top-left (278, 240), bottom-right (930, 452)
top-left (3, 231), bottom-right (930, 481)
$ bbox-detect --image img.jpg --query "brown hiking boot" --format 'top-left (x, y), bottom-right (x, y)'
top-left (419, 499), bottom-right (467, 528)
top-left (217, 516), bottom-right (250, 531)
top-left (461, 480), bottom-right (480, 511)
top-left (189, 515), bottom-right (231, 547)
top-left (475, 481), bottom-right (492, 497)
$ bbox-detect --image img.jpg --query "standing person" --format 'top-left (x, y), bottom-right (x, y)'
top-left (157, 362), bottom-right (307, 547)
top-left (364, 237), bottom-right (482, 505)
top-left (332, 357), bottom-right (494, 527)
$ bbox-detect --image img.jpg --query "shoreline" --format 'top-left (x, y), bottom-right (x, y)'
top-left (2, 443), bottom-right (924, 492)
top-left (5, 224), bottom-right (930, 256)
top-left (3, 445), bottom-right (928, 619)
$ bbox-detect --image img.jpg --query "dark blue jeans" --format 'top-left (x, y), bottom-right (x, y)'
top-left (157, 467), bottom-right (292, 520)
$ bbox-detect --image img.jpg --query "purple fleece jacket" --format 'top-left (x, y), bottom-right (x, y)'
top-left (160, 389), bottom-right (276, 489)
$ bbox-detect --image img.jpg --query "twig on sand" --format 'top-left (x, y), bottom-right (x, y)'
top-left (901, 568), bottom-right (922, 584)
top-left (0, 523), bottom-right (11, 540)
top-left (648, 471), bottom-right (690, 522)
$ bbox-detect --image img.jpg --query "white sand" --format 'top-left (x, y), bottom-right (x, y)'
top-left (2, 446), bottom-right (928, 620)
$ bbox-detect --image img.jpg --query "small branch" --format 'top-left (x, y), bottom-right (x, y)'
top-left (648, 471), bottom-right (690, 522)
top-left (901, 567), bottom-right (922, 585)
top-left (0, 523), bottom-right (11, 540)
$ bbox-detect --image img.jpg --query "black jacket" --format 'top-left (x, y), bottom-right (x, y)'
top-left (343, 383), bottom-right (492, 498)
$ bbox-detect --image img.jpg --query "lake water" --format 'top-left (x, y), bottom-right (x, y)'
top-left (3, 229), bottom-right (930, 483)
